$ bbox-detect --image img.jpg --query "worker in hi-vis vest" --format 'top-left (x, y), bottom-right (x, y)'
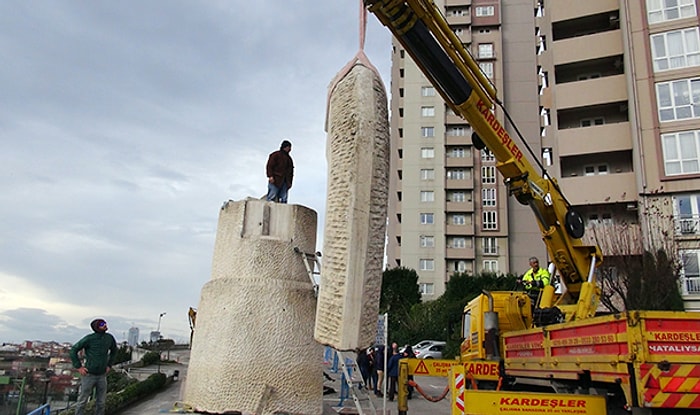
top-left (519, 256), bottom-right (551, 291)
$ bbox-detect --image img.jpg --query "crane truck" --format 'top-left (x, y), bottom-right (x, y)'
top-left (364, 1), bottom-right (700, 414)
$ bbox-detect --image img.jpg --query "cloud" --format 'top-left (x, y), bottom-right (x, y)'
top-left (0, 1), bottom-right (391, 345)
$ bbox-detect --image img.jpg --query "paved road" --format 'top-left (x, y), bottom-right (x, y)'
top-left (322, 370), bottom-right (452, 414)
top-left (117, 350), bottom-right (452, 414)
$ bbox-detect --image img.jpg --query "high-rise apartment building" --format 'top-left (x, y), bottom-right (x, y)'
top-left (385, 0), bottom-right (700, 308)
top-left (128, 326), bottom-right (139, 347)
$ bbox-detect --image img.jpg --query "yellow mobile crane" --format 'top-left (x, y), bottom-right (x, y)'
top-left (365, 1), bottom-right (700, 414)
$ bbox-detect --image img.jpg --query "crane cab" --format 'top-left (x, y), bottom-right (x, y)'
top-left (460, 291), bottom-right (532, 361)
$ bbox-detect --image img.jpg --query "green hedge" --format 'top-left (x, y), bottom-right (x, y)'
top-left (62, 372), bottom-right (167, 415)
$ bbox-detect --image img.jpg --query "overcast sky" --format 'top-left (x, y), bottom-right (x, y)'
top-left (0, 1), bottom-right (392, 344)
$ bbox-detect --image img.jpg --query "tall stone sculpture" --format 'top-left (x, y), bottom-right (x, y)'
top-left (314, 60), bottom-right (390, 351)
top-left (184, 199), bottom-right (322, 415)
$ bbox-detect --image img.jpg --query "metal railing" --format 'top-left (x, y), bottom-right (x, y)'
top-left (683, 276), bottom-right (700, 295)
top-left (677, 216), bottom-right (700, 236)
top-left (26, 404), bottom-right (50, 415)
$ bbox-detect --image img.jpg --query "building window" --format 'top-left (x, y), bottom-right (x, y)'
top-left (538, 66), bottom-right (549, 88)
top-left (656, 78), bottom-right (700, 122)
top-left (475, 5), bottom-right (495, 16)
top-left (452, 214), bottom-right (466, 225)
top-left (577, 73), bottom-right (601, 81)
top-left (420, 168), bottom-right (435, 180)
top-left (447, 169), bottom-right (466, 180)
top-left (421, 126), bottom-right (435, 138)
top-left (651, 28), bottom-right (700, 72)
top-left (587, 212), bottom-right (613, 226)
top-left (447, 126), bottom-right (467, 136)
top-left (483, 237), bottom-right (498, 255)
top-left (482, 166), bottom-right (496, 184)
top-left (419, 259), bottom-right (435, 271)
top-left (421, 147), bottom-right (435, 158)
top-left (580, 117), bottom-right (605, 127)
top-left (537, 34), bottom-right (546, 55)
top-left (584, 164), bottom-right (609, 176)
top-left (481, 149), bottom-right (495, 162)
top-left (420, 191), bottom-right (435, 202)
top-left (540, 107), bottom-right (551, 126)
top-left (420, 213), bottom-right (434, 224)
top-left (450, 147), bottom-right (466, 158)
top-left (663, 130), bottom-right (700, 175)
top-left (420, 235), bottom-right (435, 248)
top-left (536, 0), bottom-right (545, 17)
top-left (479, 62), bottom-right (494, 79)
top-left (455, 261), bottom-right (468, 272)
top-left (483, 260), bottom-right (499, 272)
top-left (452, 237), bottom-right (466, 248)
top-left (478, 43), bottom-right (494, 59)
top-left (450, 191), bottom-right (466, 202)
top-left (419, 283), bottom-right (435, 295)
top-left (682, 251), bottom-right (700, 294)
top-left (483, 211), bottom-right (497, 230)
top-left (483, 188), bottom-right (497, 206)
top-left (646, 0), bottom-right (697, 24)
top-left (675, 194), bottom-right (700, 225)
top-left (543, 147), bottom-right (552, 166)
top-left (446, 7), bottom-right (467, 17)
top-left (421, 86), bottom-right (436, 96)
top-left (421, 106), bottom-right (436, 117)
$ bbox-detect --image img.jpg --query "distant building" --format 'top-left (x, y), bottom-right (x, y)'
top-left (149, 331), bottom-right (160, 343)
top-left (128, 327), bottom-right (139, 347)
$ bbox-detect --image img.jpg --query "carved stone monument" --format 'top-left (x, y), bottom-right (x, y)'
top-left (314, 62), bottom-right (390, 350)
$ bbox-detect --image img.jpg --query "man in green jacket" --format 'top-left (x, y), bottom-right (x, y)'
top-left (70, 319), bottom-right (118, 415)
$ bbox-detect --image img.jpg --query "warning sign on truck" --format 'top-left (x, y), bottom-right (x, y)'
top-left (407, 359), bottom-right (499, 380)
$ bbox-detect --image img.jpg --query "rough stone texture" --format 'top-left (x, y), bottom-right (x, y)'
top-left (314, 63), bottom-right (390, 351)
top-left (184, 199), bottom-right (323, 415)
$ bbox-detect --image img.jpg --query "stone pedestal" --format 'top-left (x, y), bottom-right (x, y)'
top-left (184, 199), bottom-right (322, 415)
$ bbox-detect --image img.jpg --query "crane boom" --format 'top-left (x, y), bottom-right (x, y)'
top-left (365, 0), bottom-right (603, 318)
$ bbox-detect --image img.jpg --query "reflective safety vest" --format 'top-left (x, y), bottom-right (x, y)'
top-left (522, 267), bottom-right (551, 290)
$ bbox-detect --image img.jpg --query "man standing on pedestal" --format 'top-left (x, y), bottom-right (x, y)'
top-left (266, 140), bottom-right (294, 203)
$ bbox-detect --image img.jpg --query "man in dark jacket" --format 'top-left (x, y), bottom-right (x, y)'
top-left (70, 318), bottom-right (118, 415)
top-left (266, 140), bottom-right (294, 203)
top-left (386, 348), bottom-right (401, 401)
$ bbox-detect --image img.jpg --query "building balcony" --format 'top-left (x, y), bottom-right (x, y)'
top-left (555, 74), bottom-right (627, 109)
top-left (675, 215), bottom-right (700, 237)
top-left (682, 277), bottom-right (700, 296)
top-left (445, 0), bottom-right (471, 7)
top-left (446, 135), bottom-right (470, 146)
top-left (557, 122), bottom-right (632, 156)
top-left (445, 156), bottom-right (474, 168)
top-left (580, 222), bottom-right (642, 257)
top-left (558, 172), bottom-right (636, 205)
top-left (446, 200), bottom-right (475, 212)
top-left (550, 0), bottom-right (618, 23)
top-left (552, 29), bottom-right (623, 65)
top-left (446, 247), bottom-right (476, 260)
top-left (446, 15), bottom-right (472, 26)
top-left (446, 112), bottom-right (466, 124)
top-left (446, 223), bottom-right (475, 235)
top-left (445, 178), bottom-right (474, 190)
top-left (456, 30), bottom-right (472, 45)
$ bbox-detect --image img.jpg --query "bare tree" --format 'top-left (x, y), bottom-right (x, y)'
top-left (590, 199), bottom-right (685, 312)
